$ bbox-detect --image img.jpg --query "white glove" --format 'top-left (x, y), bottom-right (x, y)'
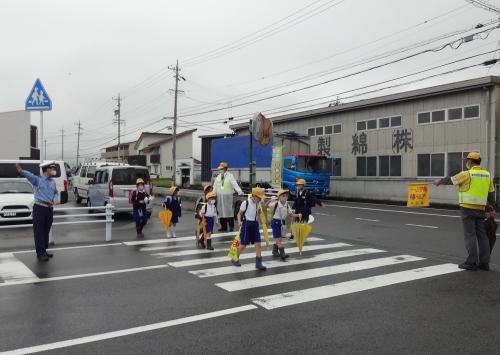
top-left (144, 197), bottom-right (150, 204)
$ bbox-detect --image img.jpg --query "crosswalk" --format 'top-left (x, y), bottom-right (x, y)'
top-left (133, 230), bottom-right (464, 310)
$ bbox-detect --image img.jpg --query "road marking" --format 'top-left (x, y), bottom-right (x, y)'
top-left (324, 204), bottom-right (460, 219)
top-left (405, 224), bottom-right (439, 229)
top-left (1, 305), bottom-right (257, 354)
top-left (168, 243), bottom-right (351, 267)
top-left (315, 213), bottom-right (336, 216)
top-left (252, 263), bottom-right (462, 310)
top-left (355, 218), bottom-right (380, 222)
top-left (191, 248), bottom-right (386, 278)
top-left (217, 255), bottom-right (423, 291)
top-left (0, 253), bottom-right (39, 284)
top-left (0, 265), bottom-right (168, 287)
top-left (11, 242), bottom-right (123, 255)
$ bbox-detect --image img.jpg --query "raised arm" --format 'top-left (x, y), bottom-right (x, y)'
top-left (16, 164), bottom-right (40, 187)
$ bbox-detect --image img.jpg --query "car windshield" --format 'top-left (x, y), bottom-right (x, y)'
top-left (0, 181), bottom-right (33, 194)
top-left (112, 168), bottom-right (150, 185)
top-left (295, 156), bottom-right (331, 173)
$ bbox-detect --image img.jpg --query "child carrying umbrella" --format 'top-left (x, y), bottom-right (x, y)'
top-left (129, 178), bottom-right (150, 238)
top-left (195, 185), bottom-right (213, 247)
top-left (291, 179), bottom-right (322, 239)
top-left (264, 189), bottom-right (301, 261)
top-left (198, 192), bottom-right (220, 250)
top-left (162, 186), bottom-right (182, 238)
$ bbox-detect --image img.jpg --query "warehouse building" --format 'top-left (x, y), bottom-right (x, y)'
top-left (229, 76), bottom-right (500, 204)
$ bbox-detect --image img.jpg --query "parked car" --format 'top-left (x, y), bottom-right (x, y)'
top-left (73, 162), bottom-right (128, 203)
top-left (87, 165), bottom-right (153, 214)
top-left (0, 160), bottom-right (71, 204)
top-left (0, 178), bottom-right (34, 222)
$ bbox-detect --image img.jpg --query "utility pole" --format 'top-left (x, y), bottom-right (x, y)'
top-left (75, 121), bottom-right (82, 166)
top-left (113, 94), bottom-right (123, 161)
top-left (60, 128), bottom-right (65, 161)
top-left (168, 60), bottom-right (186, 185)
top-left (44, 140), bottom-right (47, 160)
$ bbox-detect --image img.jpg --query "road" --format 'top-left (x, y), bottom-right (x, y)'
top-left (0, 197), bottom-right (499, 354)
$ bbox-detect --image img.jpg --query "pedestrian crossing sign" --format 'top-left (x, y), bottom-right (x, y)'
top-left (25, 78), bottom-right (52, 111)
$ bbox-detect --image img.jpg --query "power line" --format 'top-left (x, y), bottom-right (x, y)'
top-left (112, 94), bottom-right (124, 161)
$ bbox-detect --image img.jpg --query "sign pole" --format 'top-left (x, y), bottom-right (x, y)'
top-left (40, 111), bottom-right (44, 163)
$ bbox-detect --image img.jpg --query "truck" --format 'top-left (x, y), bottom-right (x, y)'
top-left (210, 132), bottom-right (332, 197)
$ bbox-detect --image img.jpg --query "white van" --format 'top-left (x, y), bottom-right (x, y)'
top-left (0, 160), bottom-right (71, 204)
top-left (73, 161), bottom-right (128, 203)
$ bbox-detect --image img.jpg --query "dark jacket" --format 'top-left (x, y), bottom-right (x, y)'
top-left (130, 190), bottom-right (149, 211)
top-left (292, 189), bottom-right (321, 215)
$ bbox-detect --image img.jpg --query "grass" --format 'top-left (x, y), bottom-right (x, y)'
top-left (152, 178), bottom-right (172, 187)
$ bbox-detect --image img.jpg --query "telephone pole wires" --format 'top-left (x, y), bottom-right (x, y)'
top-left (113, 94), bottom-right (124, 161)
top-left (168, 60), bottom-right (186, 185)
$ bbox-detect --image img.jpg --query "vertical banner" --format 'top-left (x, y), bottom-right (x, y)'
top-left (271, 146), bottom-right (283, 188)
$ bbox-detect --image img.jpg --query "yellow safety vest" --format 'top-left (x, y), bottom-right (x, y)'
top-left (215, 174), bottom-right (232, 192)
top-left (459, 169), bottom-right (490, 206)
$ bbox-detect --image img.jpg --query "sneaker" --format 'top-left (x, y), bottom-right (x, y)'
top-left (231, 259), bottom-right (241, 267)
top-left (458, 263), bottom-right (477, 271)
top-left (37, 254), bottom-right (49, 262)
top-left (478, 263), bottom-right (490, 271)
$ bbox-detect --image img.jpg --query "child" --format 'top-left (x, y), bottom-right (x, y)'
top-left (233, 187), bottom-right (267, 271)
top-left (163, 186), bottom-right (182, 238)
top-left (129, 178), bottom-right (150, 238)
top-left (264, 189), bottom-right (301, 261)
top-left (198, 192), bottom-right (220, 250)
top-left (195, 185), bottom-right (213, 247)
top-left (291, 179), bottom-right (322, 238)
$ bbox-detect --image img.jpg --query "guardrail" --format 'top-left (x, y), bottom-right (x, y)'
top-left (0, 204), bottom-right (114, 242)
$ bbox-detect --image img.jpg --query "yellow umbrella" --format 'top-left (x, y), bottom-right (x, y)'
top-left (159, 210), bottom-right (172, 231)
top-left (259, 205), bottom-right (270, 247)
top-left (228, 232), bottom-right (241, 261)
top-left (291, 222), bottom-right (312, 255)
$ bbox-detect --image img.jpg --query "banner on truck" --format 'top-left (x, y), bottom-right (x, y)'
top-left (407, 183), bottom-right (430, 208)
top-left (271, 146), bottom-right (283, 188)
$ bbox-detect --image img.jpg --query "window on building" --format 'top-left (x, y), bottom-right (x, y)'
top-left (356, 121), bottom-right (366, 131)
top-left (315, 127), bottom-right (324, 136)
top-left (325, 125), bottom-right (333, 135)
top-left (391, 116), bottom-right (402, 127)
top-left (379, 117), bottom-right (390, 129)
top-left (379, 156), bottom-right (389, 176)
top-left (308, 128), bottom-right (315, 136)
top-left (390, 155), bottom-right (402, 176)
top-left (367, 157), bottom-right (377, 176)
top-left (431, 110), bottom-right (445, 123)
top-left (418, 112), bottom-right (431, 124)
top-left (448, 107), bottom-right (463, 121)
top-left (417, 153), bottom-right (445, 177)
top-left (357, 157), bottom-right (366, 176)
top-left (332, 158), bottom-right (342, 176)
top-left (333, 124), bottom-right (342, 134)
top-left (447, 152), bottom-right (463, 176)
top-left (464, 105), bottom-right (479, 119)
top-left (367, 119), bottom-right (377, 130)
top-left (379, 155), bottom-right (402, 177)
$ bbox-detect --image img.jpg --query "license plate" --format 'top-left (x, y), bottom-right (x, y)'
top-left (3, 212), bottom-right (16, 217)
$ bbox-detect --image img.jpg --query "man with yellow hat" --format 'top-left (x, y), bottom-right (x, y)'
top-left (234, 187), bottom-right (267, 270)
top-left (212, 162), bottom-right (243, 232)
top-left (434, 151), bottom-right (496, 271)
top-left (264, 189), bottom-right (301, 261)
top-left (162, 186), bottom-right (182, 238)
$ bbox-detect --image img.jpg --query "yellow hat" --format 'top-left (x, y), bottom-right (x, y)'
top-left (251, 187), bottom-right (265, 199)
top-left (169, 186), bottom-right (179, 194)
top-left (465, 152), bottom-right (481, 160)
top-left (136, 178), bottom-right (145, 185)
top-left (296, 179), bottom-right (306, 186)
top-left (203, 185), bottom-right (213, 194)
top-left (277, 189), bottom-right (289, 197)
top-left (206, 192), bottom-right (216, 200)
top-left (218, 162), bottom-right (228, 170)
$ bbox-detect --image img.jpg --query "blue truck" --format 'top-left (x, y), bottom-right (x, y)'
top-left (211, 132), bottom-right (331, 197)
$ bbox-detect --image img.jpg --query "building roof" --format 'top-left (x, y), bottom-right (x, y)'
top-left (199, 132), bottom-right (235, 139)
top-left (230, 76), bottom-right (500, 131)
top-left (140, 129), bottom-right (197, 152)
top-left (134, 132), bottom-right (172, 150)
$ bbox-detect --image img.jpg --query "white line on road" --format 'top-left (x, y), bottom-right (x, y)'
top-left (217, 255), bottom-right (423, 291)
top-left (168, 243), bottom-right (351, 267)
top-left (0, 305), bottom-right (257, 354)
top-left (0, 253), bottom-right (39, 284)
top-left (324, 204), bottom-right (461, 219)
top-left (355, 218), bottom-right (380, 222)
top-left (405, 224), bottom-right (439, 229)
top-left (0, 265), bottom-right (168, 287)
top-left (123, 230), bottom-right (242, 246)
top-left (252, 263), bottom-right (462, 310)
top-left (315, 213), bottom-right (336, 216)
top-left (11, 242), bottom-right (123, 255)
top-left (191, 248), bottom-right (386, 278)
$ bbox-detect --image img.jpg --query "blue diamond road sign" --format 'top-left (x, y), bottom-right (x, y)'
top-left (25, 78), bottom-right (52, 111)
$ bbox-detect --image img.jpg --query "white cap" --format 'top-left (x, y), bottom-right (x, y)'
top-left (40, 161), bottom-right (57, 168)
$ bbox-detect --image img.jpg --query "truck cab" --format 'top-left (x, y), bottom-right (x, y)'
top-left (282, 154), bottom-right (331, 197)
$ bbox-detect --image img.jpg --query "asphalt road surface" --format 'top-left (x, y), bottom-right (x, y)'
top-left (1, 197), bottom-right (499, 354)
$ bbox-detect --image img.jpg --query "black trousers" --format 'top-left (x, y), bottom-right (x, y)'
top-left (219, 217), bottom-right (235, 231)
top-left (33, 204), bottom-right (53, 256)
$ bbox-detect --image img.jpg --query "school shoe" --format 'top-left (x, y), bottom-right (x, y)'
top-left (46, 252), bottom-right (53, 258)
top-left (197, 237), bottom-right (205, 249)
top-left (231, 259), bottom-right (241, 267)
top-left (37, 254), bottom-right (49, 262)
top-left (458, 263), bottom-right (477, 271)
top-left (255, 256), bottom-right (267, 271)
top-left (272, 244), bottom-right (280, 257)
top-left (206, 239), bottom-right (214, 251)
top-left (478, 263), bottom-right (490, 271)
top-left (278, 247), bottom-right (289, 261)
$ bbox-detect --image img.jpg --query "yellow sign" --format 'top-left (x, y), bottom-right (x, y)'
top-left (270, 146), bottom-right (283, 188)
top-left (407, 183), bottom-right (430, 208)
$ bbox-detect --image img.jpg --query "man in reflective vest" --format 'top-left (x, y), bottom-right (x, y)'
top-left (434, 152), bottom-right (496, 271)
top-left (212, 162), bottom-right (243, 232)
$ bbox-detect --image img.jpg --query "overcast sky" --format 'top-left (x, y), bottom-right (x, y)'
top-left (1, 0), bottom-right (499, 165)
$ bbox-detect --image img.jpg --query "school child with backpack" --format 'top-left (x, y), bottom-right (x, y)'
top-left (264, 189), bottom-right (301, 261)
top-left (162, 186), bottom-right (181, 238)
top-left (129, 178), bottom-right (150, 238)
top-left (198, 192), bottom-right (220, 250)
top-left (195, 185), bottom-right (213, 247)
